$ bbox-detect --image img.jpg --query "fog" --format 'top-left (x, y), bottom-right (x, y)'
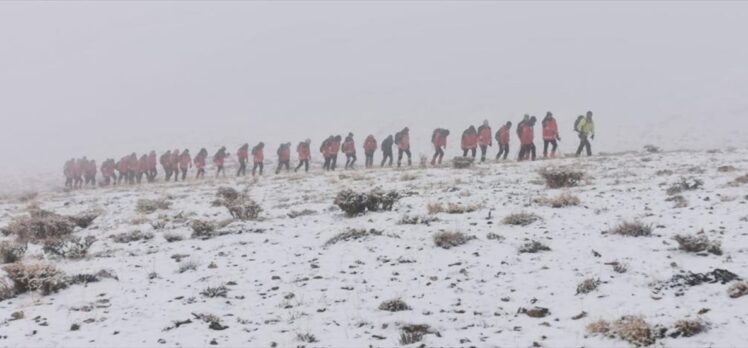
top-left (2, 1), bottom-right (748, 191)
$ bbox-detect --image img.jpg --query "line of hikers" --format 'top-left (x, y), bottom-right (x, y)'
top-left (63, 112), bottom-right (595, 188)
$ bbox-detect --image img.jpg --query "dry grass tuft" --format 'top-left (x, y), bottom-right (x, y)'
top-left (671, 319), bottom-right (706, 338)
top-left (5, 209), bottom-right (75, 243)
top-left (334, 189), bottom-right (400, 217)
top-left (608, 221), bottom-right (652, 237)
top-left (399, 324), bottom-right (433, 345)
top-left (666, 177), bottom-right (703, 195)
top-left (111, 230), bottom-right (153, 243)
top-left (398, 215), bottom-right (438, 225)
top-left (537, 192), bottom-right (580, 208)
top-left (2, 262), bottom-right (68, 295)
top-left (42, 236), bottom-right (96, 259)
top-left (200, 285), bottom-right (229, 298)
top-left (433, 231), bottom-right (474, 249)
top-left (538, 167), bottom-right (585, 188)
top-left (0, 241), bottom-right (27, 264)
top-left (378, 298), bottom-right (411, 312)
top-left (503, 212), bottom-right (541, 226)
top-left (727, 282), bottom-right (748, 299)
top-left (587, 316), bottom-right (656, 347)
top-left (672, 230), bottom-right (721, 255)
top-left (519, 240), bottom-right (551, 253)
top-left (452, 156), bottom-right (474, 169)
top-left (135, 198), bottom-right (171, 214)
top-left (666, 195), bottom-right (689, 208)
top-left (576, 278), bottom-right (601, 294)
top-left (324, 228), bottom-right (383, 246)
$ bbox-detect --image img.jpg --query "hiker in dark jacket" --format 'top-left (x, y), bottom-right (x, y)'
top-left (380, 134), bottom-right (394, 167)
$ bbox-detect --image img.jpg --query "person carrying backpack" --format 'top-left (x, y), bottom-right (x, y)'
top-left (495, 121), bottom-right (512, 160)
top-left (542, 112), bottom-right (560, 158)
top-left (477, 120), bottom-right (492, 162)
top-left (575, 111), bottom-right (595, 157)
top-left (431, 128), bottom-right (449, 165)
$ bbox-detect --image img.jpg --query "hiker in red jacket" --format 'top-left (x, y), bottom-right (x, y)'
top-left (127, 153), bottom-right (139, 184)
top-left (160, 150), bottom-right (172, 181)
top-left (363, 135), bottom-right (377, 168)
top-left (252, 142), bottom-right (265, 176)
top-left (321, 136), bottom-right (333, 171)
top-left (396, 127), bottom-right (411, 167)
top-left (194, 148), bottom-right (208, 179)
top-left (295, 139), bottom-right (311, 173)
top-left (100, 159), bottom-right (114, 186)
top-left (72, 158), bottom-right (85, 188)
top-left (236, 143), bottom-right (249, 177)
top-left (116, 156), bottom-right (128, 184)
top-left (542, 112), bottom-right (561, 158)
top-left (519, 117), bottom-right (537, 161)
top-left (83, 159), bottom-right (97, 187)
top-left (275, 142), bottom-right (291, 174)
top-left (179, 149), bottom-right (192, 180)
top-left (146, 151), bottom-right (157, 182)
top-left (168, 149), bottom-right (180, 182)
top-left (63, 159), bottom-right (74, 188)
top-left (495, 121), bottom-right (512, 160)
top-left (477, 120), bottom-right (492, 162)
top-left (136, 155), bottom-right (147, 184)
top-left (214, 146), bottom-right (229, 177)
top-left (461, 126), bottom-right (478, 158)
top-left (328, 135), bottom-right (341, 171)
top-left (342, 133), bottom-right (356, 169)
top-left (431, 128), bottom-right (449, 165)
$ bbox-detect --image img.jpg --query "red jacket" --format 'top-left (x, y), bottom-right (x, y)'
top-left (194, 155), bottom-right (206, 169)
top-left (179, 153), bottom-right (191, 169)
top-left (363, 136), bottom-right (377, 153)
top-left (169, 152), bottom-right (180, 170)
top-left (433, 131), bottom-right (447, 147)
top-left (147, 153), bottom-right (157, 170)
top-left (138, 157), bottom-right (147, 173)
top-left (398, 133), bottom-right (410, 150)
top-left (461, 133), bottom-right (478, 150)
top-left (478, 126), bottom-right (492, 146)
top-left (520, 125), bottom-right (535, 145)
top-left (117, 158), bottom-right (128, 173)
top-left (128, 157), bottom-right (140, 172)
top-left (497, 126), bottom-right (510, 145)
top-left (297, 143), bottom-right (311, 160)
top-left (327, 140), bottom-right (340, 155)
top-left (102, 161), bottom-right (114, 176)
top-left (542, 118), bottom-right (559, 141)
top-left (237, 148), bottom-right (248, 161)
top-left (342, 140), bottom-right (355, 155)
top-left (277, 146), bottom-right (290, 162)
top-left (252, 148), bottom-right (264, 163)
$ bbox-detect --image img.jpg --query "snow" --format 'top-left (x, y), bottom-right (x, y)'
top-left (1, 149), bottom-right (747, 347)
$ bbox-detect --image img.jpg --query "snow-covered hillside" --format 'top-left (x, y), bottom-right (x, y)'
top-left (1, 150), bottom-right (747, 347)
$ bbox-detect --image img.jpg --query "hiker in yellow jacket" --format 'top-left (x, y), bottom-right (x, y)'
top-left (575, 111), bottom-right (595, 156)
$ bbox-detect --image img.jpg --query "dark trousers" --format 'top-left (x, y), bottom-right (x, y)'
top-left (216, 166), bottom-right (225, 177)
top-left (543, 140), bottom-right (558, 157)
top-left (276, 160), bottom-right (289, 174)
top-left (463, 147), bottom-right (476, 158)
top-left (196, 168), bottom-right (205, 178)
top-left (479, 145), bottom-right (488, 161)
top-left (164, 167), bottom-right (172, 181)
top-left (252, 162), bottom-right (263, 176)
top-left (576, 134), bottom-right (592, 156)
top-left (381, 150), bottom-right (393, 167)
top-left (496, 144), bottom-right (509, 160)
top-left (364, 152), bottom-right (374, 168)
top-left (345, 154), bottom-right (356, 169)
top-left (397, 148), bottom-right (411, 167)
top-left (432, 146), bottom-right (444, 165)
top-left (237, 160), bottom-right (247, 176)
top-left (519, 143), bottom-right (537, 161)
top-left (295, 160), bottom-right (309, 172)
top-left (180, 168), bottom-right (188, 180)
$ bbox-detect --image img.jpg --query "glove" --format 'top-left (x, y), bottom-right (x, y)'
top-left (591, 135), bottom-right (595, 140)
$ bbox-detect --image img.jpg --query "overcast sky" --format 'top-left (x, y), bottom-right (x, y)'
top-left (1, 1), bottom-right (748, 187)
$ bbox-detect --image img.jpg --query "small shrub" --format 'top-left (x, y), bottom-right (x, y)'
top-left (399, 324), bottom-right (433, 345)
top-left (111, 230), bottom-right (153, 243)
top-left (502, 212), bottom-right (541, 226)
top-left (733, 174), bottom-right (748, 185)
top-left (5, 209), bottom-right (75, 242)
top-left (519, 240), bottom-right (550, 254)
top-left (297, 333), bottom-right (317, 343)
top-left (191, 220), bottom-right (215, 238)
top-left (576, 278), bottom-right (601, 294)
top-left (538, 167), bottom-right (585, 188)
top-left (643, 145), bottom-right (661, 153)
top-left (608, 221), bottom-right (652, 237)
top-left (610, 261), bottom-right (628, 274)
top-left (427, 202), bottom-right (444, 215)
top-left (334, 189), bottom-right (400, 217)
top-left (177, 260), bottom-right (198, 273)
top-left (433, 231), bottom-right (474, 249)
top-left (2, 262), bottom-right (68, 295)
top-left (671, 319), bottom-right (706, 338)
top-left (192, 312), bottom-right (228, 330)
top-left (486, 232), bottom-right (504, 241)
top-left (216, 187), bottom-right (239, 202)
top-left (666, 195), bottom-right (688, 208)
top-left (200, 285), bottom-right (229, 298)
top-left (519, 306), bottom-right (550, 318)
top-left (672, 230), bottom-right (721, 255)
top-left (537, 192), bottom-right (580, 208)
top-left (0, 241), bottom-right (27, 264)
top-left (655, 169), bottom-right (673, 176)
top-left (225, 198), bottom-right (262, 220)
top-left (163, 232), bottom-right (184, 243)
top-left (727, 282), bottom-right (748, 299)
top-left (398, 215), bottom-right (438, 225)
top-left (588, 316), bottom-right (656, 347)
top-left (67, 269), bottom-right (117, 285)
top-left (452, 156), bottom-right (474, 169)
top-left (445, 203), bottom-right (479, 214)
top-left (324, 228), bottom-right (382, 246)
top-left (717, 165), bottom-right (736, 172)
top-left (378, 298), bottom-right (411, 312)
top-left (43, 236), bottom-right (96, 259)
top-left (666, 177), bottom-right (703, 195)
top-left (136, 198), bottom-right (171, 214)
top-left (68, 211), bottom-right (100, 228)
